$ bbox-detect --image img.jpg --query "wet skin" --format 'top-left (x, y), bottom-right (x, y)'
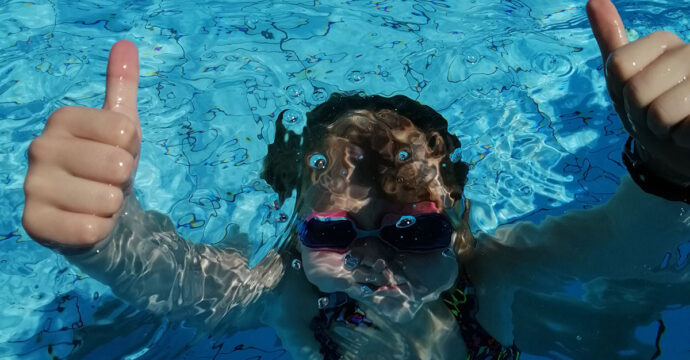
top-left (295, 110), bottom-right (461, 323)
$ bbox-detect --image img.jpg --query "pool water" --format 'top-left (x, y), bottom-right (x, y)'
top-left (1, 0), bottom-right (689, 359)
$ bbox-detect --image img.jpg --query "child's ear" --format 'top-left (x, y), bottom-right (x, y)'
top-left (427, 131), bottom-right (446, 158)
top-left (261, 110), bottom-right (302, 204)
top-left (452, 197), bottom-right (475, 259)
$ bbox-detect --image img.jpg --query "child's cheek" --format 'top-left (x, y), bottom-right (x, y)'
top-left (301, 247), bottom-right (356, 293)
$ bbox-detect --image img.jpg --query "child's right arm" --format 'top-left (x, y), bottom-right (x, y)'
top-left (22, 40), bottom-right (284, 332)
top-left (67, 190), bottom-right (284, 332)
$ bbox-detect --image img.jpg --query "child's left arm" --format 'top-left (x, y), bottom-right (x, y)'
top-left (470, 0), bottom-right (690, 288)
top-left (463, 0), bottom-right (690, 353)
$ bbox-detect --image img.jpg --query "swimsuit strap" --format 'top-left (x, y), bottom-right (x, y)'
top-left (441, 267), bottom-right (521, 360)
top-left (310, 268), bottom-right (520, 360)
top-left (309, 292), bottom-right (374, 360)
top-left (310, 292), bottom-right (347, 360)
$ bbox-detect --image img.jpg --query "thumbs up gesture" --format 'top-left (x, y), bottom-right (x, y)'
top-left (23, 41), bottom-right (141, 249)
top-left (587, 0), bottom-right (690, 181)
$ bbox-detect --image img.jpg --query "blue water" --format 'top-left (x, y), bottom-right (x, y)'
top-left (1, 0), bottom-right (689, 359)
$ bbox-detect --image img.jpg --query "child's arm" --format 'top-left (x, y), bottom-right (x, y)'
top-left (465, 0), bottom-right (690, 353)
top-left (22, 40), bottom-right (284, 331)
top-left (467, 175), bottom-right (689, 356)
top-left (471, 0), bottom-right (690, 287)
top-left (66, 191), bottom-right (284, 332)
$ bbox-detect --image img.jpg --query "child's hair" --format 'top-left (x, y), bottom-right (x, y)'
top-left (261, 92), bottom-right (469, 204)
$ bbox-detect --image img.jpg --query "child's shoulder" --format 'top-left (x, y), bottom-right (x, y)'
top-left (262, 264), bottom-right (323, 359)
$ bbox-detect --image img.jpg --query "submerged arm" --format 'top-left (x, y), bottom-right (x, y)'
top-left (64, 193), bottom-right (285, 332)
top-left (471, 175), bottom-right (690, 281)
top-left (467, 175), bottom-right (690, 356)
top-left (466, 1), bottom-right (690, 355)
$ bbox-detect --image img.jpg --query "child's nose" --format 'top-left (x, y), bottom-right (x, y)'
top-left (349, 239), bottom-right (403, 270)
top-left (350, 252), bottom-right (398, 288)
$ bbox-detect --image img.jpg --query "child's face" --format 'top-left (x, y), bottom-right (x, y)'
top-left (297, 110), bottom-right (460, 322)
top-left (301, 236), bottom-right (458, 323)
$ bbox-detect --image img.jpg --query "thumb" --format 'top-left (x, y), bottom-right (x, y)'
top-left (102, 40), bottom-right (140, 122)
top-left (586, 0), bottom-right (629, 64)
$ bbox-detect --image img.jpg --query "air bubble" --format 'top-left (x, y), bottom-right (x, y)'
top-left (282, 109), bottom-right (302, 124)
top-left (396, 216), bottom-right (416, 228)
top-left (317, 296), bottom-right (329, 309)
top-left (309, 154), bottom-right (328, 169)
top-left (245, 14), bottom-right (260, 28)
top-left (344, 253), bottom-right (360, 270)
top-left (397, 150), bottom-right (409, 161)
top-left (532, 53), bottom-right (573, 77)
top-left (347, 70), bottom-right (365, 83)
top-left (450, 148), bottom-right (462, 163)
top-left (312, 88), bottom-right (328, 101)
top-left (291, 258), bottom-right (302, 270)
top-left (360, 285), bottom-right (373, 296)
top-left (285, 85), bottom-right (303, 99)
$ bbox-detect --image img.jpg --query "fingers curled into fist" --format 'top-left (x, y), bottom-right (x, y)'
top-left (22, 40), bottom-right (141, 249)
top-left (587, 0), bottom-right (690, 180)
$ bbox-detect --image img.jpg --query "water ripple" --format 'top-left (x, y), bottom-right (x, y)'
top-left (2, 0), bottom-right (690, 358)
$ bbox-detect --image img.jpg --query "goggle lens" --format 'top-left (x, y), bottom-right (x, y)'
top-left (299, 214), bottom-right (452, 252)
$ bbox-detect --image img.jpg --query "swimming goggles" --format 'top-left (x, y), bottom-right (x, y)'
top-left (297, 212), bottom-right (453, 252)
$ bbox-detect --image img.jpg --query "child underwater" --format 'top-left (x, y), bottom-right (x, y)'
top-left (22, 0), bottom-right (690, 359)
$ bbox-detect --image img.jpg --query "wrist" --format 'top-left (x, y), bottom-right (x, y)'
top-left (635, 141), bottom-right (690, 182)
top-left (623, 136), bottom-right (690, 203)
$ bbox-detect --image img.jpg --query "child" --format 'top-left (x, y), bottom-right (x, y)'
top-left (22, 0), bottom-right (690, 358)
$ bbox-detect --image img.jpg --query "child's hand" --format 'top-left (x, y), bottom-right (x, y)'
top-left (587, 0), bottom-right (690, 181)
top-left (22, 40), bottom-right (141, 249)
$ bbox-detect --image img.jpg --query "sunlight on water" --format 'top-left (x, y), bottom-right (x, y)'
top-left (1, 0), bottom-right (690, 358)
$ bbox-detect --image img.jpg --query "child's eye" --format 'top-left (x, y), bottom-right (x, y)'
top-left (309, 153), bottom-right (328, 169)
top-left (397, 150), bottom-right (410, 162)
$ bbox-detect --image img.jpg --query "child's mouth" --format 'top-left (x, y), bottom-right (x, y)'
top-left (360, 281), bottom-right (408, 296)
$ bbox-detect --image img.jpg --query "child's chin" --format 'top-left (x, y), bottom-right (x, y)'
top-left (368, 296), bottom-right (423, 323)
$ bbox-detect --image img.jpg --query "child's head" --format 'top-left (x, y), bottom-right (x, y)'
top-left (262, 93), bottom-right (472, 322)
top-left (263, 93), bottom-right (469, 207)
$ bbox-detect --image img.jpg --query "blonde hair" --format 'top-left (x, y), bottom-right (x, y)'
top-left (262, 93), bottom-right (474, 256)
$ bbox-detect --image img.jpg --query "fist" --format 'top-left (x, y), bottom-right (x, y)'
top-left (22, 40), bottom-right (141, 249)
top-left (587, 0), bottom-right (690, 181)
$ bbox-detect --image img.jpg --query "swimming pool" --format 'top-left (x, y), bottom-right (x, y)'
top-left (2, 0), bottom-right (690, 358)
